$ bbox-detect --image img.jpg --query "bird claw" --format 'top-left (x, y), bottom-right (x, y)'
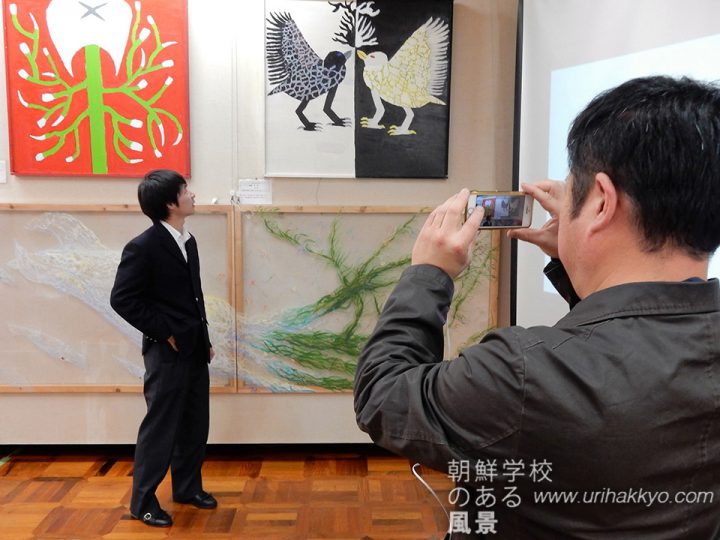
top-left (388, 125), bottom-right (416, 136)
top-left (360, 117), bottom-right (385, 129)
top-left (329, 118), bottom-right (352, 127)
top-left (299, 123), bottom-right (322, 132)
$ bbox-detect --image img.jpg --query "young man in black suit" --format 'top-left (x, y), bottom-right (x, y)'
top-left (111, 169), bottom-right (216, 527)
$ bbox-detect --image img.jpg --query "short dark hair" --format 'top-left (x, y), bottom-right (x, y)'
top-left (567, 75), bottom-right (720, 257)
top-left (137, 169), bottom-right (186, 222)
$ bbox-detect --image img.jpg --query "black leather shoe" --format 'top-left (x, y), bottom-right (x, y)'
top-left (131, 508), bottom-right (173, 527)
top-left (174, 490), bottom-right (217, 509)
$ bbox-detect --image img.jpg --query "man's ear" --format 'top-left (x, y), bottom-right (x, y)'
top-left (587, 172), bottom-right (618, 234)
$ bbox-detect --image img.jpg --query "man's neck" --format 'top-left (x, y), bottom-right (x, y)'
top-left (164, 214), bottom-right (185, 233)
top-left (574, 245), bottom-right (709, 299)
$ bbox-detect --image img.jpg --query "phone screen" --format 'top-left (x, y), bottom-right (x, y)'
top-left (468, 193), bottom-right (530, 228)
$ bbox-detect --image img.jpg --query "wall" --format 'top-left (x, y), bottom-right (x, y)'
top-left (0, 0), bottom-right (518, 443)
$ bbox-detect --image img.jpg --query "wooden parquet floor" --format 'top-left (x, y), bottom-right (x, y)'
top-left (0, 445), bottom-right (453, 540)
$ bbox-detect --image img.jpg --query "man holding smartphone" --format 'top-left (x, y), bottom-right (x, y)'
top-left (354, 76), bottom-right (720, 538)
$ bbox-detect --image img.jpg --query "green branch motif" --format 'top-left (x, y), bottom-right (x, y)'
top-left (262, 212), bottom-right (415, 332)
top-left (248, 212), bottom-right (495, 391)
top-left (9, 3), bottom-right (182, 172)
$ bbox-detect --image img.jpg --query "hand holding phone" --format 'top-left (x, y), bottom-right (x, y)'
top-left (466, 191), bottom-right (533, 229)
top-left (507, 180), bottom-right (565, 258)
top-left (412, 188), bottom-right (484, 279)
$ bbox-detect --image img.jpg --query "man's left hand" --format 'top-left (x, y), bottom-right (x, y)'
top-left (209, 347), bottom-right (215, 362)
top-left (411, 188), bottom-right (484, 279)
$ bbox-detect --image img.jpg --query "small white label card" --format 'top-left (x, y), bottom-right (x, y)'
top-left (236, 178), bottom-right (272, 204)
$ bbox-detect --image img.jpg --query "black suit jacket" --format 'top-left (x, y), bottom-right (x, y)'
top-left (110, 222), bottom-right (211, 361)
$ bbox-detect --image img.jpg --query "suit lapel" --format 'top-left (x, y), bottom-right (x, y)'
top-left (186, 235), bottom-right (199, 270)
top-left (153, 222), bottom-right (188, 266)
top-left (186, 236), bottom-right (202, 293)
top-left (185, 236), bottom-right (207, 321)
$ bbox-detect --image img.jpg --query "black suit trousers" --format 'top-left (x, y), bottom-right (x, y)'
top-left (130, 339), bottom-right (209, 516)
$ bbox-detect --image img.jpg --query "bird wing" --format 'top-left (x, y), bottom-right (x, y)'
top-left (387, 18), bottom-right (450, 99)
top-left (266, 12), bottom-right (322, 86)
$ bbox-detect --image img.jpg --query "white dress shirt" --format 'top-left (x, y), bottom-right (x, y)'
top-left (160, 220), bottom-right (191, 262)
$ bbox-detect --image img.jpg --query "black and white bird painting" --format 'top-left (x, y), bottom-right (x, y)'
top-left (266, 12), bottom-right (352, 131)
top-left (264, 0), bottom-right (452, 179)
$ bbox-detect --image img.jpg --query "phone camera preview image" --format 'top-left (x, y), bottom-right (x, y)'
top-left (466, 192), bottom-right (533, 229)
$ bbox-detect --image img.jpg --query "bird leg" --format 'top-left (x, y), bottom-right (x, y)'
top-left (323, 87), bottom-right (351, 127)
top-left (295, 98), bottom-right (320, 131)
top-left (360, 89), bottom-right (385, 129)
top-left (388, 107), bottom-right (416, 136)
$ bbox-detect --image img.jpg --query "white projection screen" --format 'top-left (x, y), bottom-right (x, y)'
top-left (514, 0), bottom-right (720, 327)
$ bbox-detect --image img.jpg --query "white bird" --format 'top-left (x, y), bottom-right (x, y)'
top-left (357, 18), bottom-right (449, 136)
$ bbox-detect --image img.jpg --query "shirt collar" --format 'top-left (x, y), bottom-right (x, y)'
top-left (160, 220), bottom-right (191, 244)
top-left (555, 279), bottom-right (720, 328)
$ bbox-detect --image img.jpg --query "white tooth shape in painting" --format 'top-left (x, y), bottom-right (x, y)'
top-left (46, 0), bottom-right (133, 77)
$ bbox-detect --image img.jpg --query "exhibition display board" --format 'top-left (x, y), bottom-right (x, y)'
top-left (0, 203), bottom-right (500, 395)
top-left (0, 0), bottom-right (518, 443)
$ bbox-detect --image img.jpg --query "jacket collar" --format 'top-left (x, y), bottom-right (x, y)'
top-left (159, 220), bottom-right (191, 245)
top-left (152, 221), bottom-right (189, 265)
top-left (556, 279), bottom-right (720, 328)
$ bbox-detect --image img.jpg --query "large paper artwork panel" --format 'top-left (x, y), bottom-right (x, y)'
top-left (264, 0), bottom-right (452, 178)
top-left (237, 208), bottom-right (498, 393)
top-left (3, 0), bottom-right (190, 176)
top-left (0, 207), bottom-right (234, 391)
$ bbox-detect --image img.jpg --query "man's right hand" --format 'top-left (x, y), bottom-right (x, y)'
top-left (508, 180), bottom-right (565, 258)
top-left (168, 335), bottom-right (179, 352)
top-left (411, 188), bottom-right (484, 279)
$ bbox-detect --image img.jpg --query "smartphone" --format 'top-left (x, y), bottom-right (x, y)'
top-left (466, 191), bottom-right (533, 229)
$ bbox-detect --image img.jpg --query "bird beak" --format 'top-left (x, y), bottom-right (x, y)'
top-left (357, 50), bottom-right (367, 61)
top-left (344, 50), bottom-right (352, 60)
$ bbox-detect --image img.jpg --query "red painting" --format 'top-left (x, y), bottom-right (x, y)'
top-left (2, 0), bottom-right (189, 177)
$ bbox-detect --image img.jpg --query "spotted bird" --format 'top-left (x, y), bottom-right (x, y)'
top-left (266, 12), bottom-right (352, 131)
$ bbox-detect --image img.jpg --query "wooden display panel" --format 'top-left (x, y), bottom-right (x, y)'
top-left (234, 205), bottom-right (500, 393)
top-left (0, 204), bottom-right (234, 393)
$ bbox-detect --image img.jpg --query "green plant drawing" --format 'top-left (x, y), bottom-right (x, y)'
top-left (242, 212), bottom-right (496, 391)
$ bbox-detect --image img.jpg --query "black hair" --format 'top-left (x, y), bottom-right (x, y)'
top-left (137, 169), bottom-right (187, 222)
top-left (567, 75), bottom-right (720, 257)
